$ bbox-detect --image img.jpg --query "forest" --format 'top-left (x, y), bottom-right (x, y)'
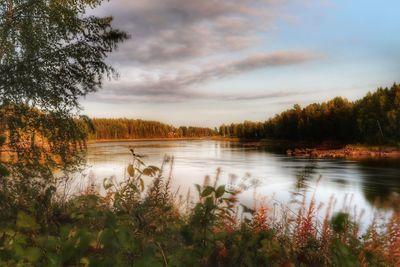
top-left (90, 84), bottom-right (400, 146)
top-left (89, 118), bottom-right (217, 139)
top-left (219, 84), bottom-right (400, 145)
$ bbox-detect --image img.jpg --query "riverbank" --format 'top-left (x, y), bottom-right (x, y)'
top-left (286, 145), bottom-right (400, 159)
top-left (88, 136), bottom-right (240, 144)
top-left (88, 138), bottom-right (400, 159)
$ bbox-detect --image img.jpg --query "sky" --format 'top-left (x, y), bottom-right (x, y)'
top-left (82, 0), bottom-right (400, 127)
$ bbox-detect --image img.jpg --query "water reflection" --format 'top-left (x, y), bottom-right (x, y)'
top-left (295, 161), bottom-right (319, 190)
top-left (357, 160), bottom-right (400, 211)
top-left (81, 140), bottom-right (400, 223)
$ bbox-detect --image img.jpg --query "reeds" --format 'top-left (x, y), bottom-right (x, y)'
top-left (1, 155), bottom-right (399, 266)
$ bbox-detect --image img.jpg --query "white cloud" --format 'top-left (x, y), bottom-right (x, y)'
top-left (86, 0), bottom-right (320, 103)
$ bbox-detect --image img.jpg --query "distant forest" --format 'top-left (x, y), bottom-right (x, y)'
top-left (89, 84), bottom-right (399, 145)
top-left (89, 118), bottom-right (217, 140)
top-left (220, 83), bottom-right (400, 145)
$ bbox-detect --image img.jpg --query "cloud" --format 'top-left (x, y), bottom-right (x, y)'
top-left (86, 50), bottom-right (318, 103)
top-left (93, 0), bottom-right (288, 65)
top-left (85, 0), bottom-right (321, 105)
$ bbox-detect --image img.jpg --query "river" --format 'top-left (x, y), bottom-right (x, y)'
top-left (74, 140), bottom-right (400, 228)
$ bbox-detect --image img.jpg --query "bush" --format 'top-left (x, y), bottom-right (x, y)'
top-left (0, 153), bottom-right (399, 266)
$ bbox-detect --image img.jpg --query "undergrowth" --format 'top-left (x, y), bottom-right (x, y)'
top-left (0, 151), bottom-right (399, 266)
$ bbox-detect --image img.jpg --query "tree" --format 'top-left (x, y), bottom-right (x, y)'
top-left (220, 84), bottom-right (399, 145)
top-left (0, 0), bottom-right (127, 167)
top-left (0, 0), bottom-right (127, 217)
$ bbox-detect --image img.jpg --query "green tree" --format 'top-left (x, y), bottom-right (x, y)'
top-left (0, 0), bottom-right (127, 219)
top-left (0, 0), bottom-right (127, 167)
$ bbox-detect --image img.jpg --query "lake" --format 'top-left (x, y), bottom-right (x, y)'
top-left (75, 140), bottom-right (400, 228)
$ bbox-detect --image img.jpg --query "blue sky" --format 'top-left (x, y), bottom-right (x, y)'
top-left (83, 0), bottom-right (400, 127)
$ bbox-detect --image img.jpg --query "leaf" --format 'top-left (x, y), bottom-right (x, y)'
top-left (103, 178), bottom-right (113, 190)
top-left (139, 178), bottom-right (145, 192)
top-left (149, 165), bottom-right (160, 172)
top-left (215, 185), bottom-right (225, 198)
top-left (0, 135), bottom-right (5, 146)
top-left (205, 196), bottom-right (215, 209)
top-left (128, 183), bottom-right (139, 193)
top-left (127, 164), bottom-right (135, 177)
top-left (240, 204), bottom-right (255, 214)
top-left (24, 247), bottom-right (41, 263)
top-left (16, 212), bottom-right (39, 231)
top-left (195, 184), bottom-right (201, 194)
top-left (135, 157), bottom-right (145, 166)
top-left (0, 164), bottom-right (9, 178)
top-left (142, 166), bottom-right (158, 177)
top-left (201, 186), bottom-right (214, 197)
top-left (331, 212), bottom-right (350, 233)
top-left (44, 236), bottom-right (58, 251)
top-left (80, 257), bottom-right (90, 267)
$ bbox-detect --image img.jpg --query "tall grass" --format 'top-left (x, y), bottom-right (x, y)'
top-left (0, 152), bottom-right (399, 266)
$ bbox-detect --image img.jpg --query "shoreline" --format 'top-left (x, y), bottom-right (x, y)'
top-left (286, 145), bottom-right (400, 159)
top-left (88, 136), bottom-right (240, 144)
top-left (87, 138), bottom-right (400, 159)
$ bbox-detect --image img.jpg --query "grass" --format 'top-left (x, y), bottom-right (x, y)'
top-left (0, 152), bottom-right (399, 266)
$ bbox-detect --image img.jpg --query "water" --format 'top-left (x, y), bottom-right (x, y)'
top-left (77, 140), bottom-right (400, 228)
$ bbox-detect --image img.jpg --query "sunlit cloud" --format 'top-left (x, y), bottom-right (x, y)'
top-left (93, 0), bottom-right (286, 65)
top-left (86, 51), bottom-right (318, 102)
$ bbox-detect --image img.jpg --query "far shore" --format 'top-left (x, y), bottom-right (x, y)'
top-left (285, 145), bottom-right (400, 159)
top-left (88, 137), bottom-right (400, 160)
top-left (88, 136), bottom-right (240, 144)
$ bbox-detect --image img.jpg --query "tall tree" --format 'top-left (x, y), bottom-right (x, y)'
top-left (0, 0), bottom-right (127, 216)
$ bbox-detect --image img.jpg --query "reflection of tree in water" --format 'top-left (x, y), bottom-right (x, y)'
top-left (358, 160), bottom-right (400, 211)
top-left (273, 156), bottom-right (320, 192)
top-left (293, 160), bottom-right (318, 191)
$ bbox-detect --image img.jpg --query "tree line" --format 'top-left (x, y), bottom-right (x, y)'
top-left (89, 118), bottom-right (217, 139)
top-left (219, 84), bottom-right (400, 145)
top-left (90, 84), bottom-right (399, 145)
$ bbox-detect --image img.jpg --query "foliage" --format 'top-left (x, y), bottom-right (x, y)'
top-left (1, 154), bottom-right (399, 266)
top-left (0, 3), bottom-right (127, 256)
top-left (355, 85), bottom-right (400, 144)
top-left (84, 84), bottom-right (399, 145)
top-left (0, 0), bottom-right (127, 222)
top-left (89, 118), bottom-right (217, 140)
top-left (0, 0), bottom-right (127, 172)
top-left (0, 0), bottom-right (128, 110)
top-left (219, 84), bottom-right (400, 145)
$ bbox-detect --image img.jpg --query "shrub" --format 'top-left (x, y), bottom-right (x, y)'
top-left (0, 153), bottom-right (399, 266)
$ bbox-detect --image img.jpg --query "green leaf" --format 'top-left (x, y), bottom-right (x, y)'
top-left (0, 164), bottom-right (9, 178)
top-left (240, 204), bottom-right (255, 214)
top-left (24, 247), bottom-right (41, 263)
top-left (331, 212), bottom-right (350, 233)
top-left (103, 178), bottom-right (113, 190)
top-left (195, 184), bottom-right (201, 194)
top-left (215, 185), bottom-right (225, 198)
top-left (16, 212), bottom-right (39, 231)
top-left (0, 135), bottom-right (5, 146)
top-left (205, 196), bottom-right (215, 209)
top-left (80, 257), bottom-right (90, 266)
top-left (128, 183), bottom-right (139, 193)
top-left (44, 236), bottom-right (59, 251)
top-left (201, 186), bottom-right (214, 197)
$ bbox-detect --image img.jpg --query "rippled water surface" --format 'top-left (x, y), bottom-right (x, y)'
top-left (78, 140), bottom-right (400, 226)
